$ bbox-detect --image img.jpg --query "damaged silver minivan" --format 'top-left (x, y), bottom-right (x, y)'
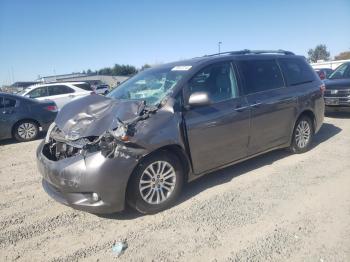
top-left (37, 50), bottom-right (324, 214)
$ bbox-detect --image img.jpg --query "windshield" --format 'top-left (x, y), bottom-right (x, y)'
top-left (107, 66), bottom-right (189, 105)
top-left (328, 63), bottom-right (350, 80)
top-left (17, 89), bottom-right (28, 95)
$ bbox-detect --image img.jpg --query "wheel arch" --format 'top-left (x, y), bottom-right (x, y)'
top-left (295, 110), bottom-right (316, 132)
top-left (289, 109), bottom-right (316, 147)
top-left (125, 144), bottom-right (191, 199)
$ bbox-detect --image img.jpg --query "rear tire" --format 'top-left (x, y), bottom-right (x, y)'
top-left (289, 116), bottom-right (314, 153)
top-left (13, 120), bottom-right (39, 142)
top-left (126, 152), bottom-right (184, 214)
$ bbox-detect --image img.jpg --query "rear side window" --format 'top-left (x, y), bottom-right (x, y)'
top-left (28, 87), bottom-right (48, 98)
top-left (74, 83), bottom-right (92, 91)
top-left (279, 58), bottom-right (315, 86)
top-left (48, 85), bottom-right (74, 96)
top-left (238, 59), bottom-right (284, 94)
top-left (0, 97), bottom-right (16, 107)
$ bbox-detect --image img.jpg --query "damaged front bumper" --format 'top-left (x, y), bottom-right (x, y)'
top-left (37, 140), bottom-right (139, 214)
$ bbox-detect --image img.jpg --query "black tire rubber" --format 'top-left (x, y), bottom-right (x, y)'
top-left (289, 116), bottom-right (314, 154)
top-left (126, 152), bottom-right (184, 214)
top-left (13, 120), bottom-right (39, 142)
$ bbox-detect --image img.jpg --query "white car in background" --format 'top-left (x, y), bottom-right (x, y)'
top-left (19, 82), bottom-right (93, 109)
top-left (93, 84), bottom-right (110, 95)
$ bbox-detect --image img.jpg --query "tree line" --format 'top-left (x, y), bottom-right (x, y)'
top-left (82, 64), bottom-right (151, 76)
top-left (307, 44), bottom-right (350, 63)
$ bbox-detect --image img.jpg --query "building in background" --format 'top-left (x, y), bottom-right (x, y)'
top-left (36, 73), bottom-right (129, 88)
top-left (0, 81), bottom-right (40, 93)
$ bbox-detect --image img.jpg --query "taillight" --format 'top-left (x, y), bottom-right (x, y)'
top-left (46, 105), bottom-right (58, 112)
top-left (320, 83), bottom-right (326, 95)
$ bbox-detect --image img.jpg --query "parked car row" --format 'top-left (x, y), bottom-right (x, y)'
top-left (0, 81), bottom-right (112, 142)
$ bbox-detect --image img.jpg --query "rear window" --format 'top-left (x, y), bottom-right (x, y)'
top-left (238, 59), bottom-right (284, 94)
top-left (279, 58), bottom-right (315, 86)
top-left (74, 83), bottom-right (92, 91)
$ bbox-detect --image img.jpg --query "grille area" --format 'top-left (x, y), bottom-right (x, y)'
top-left (324, 89), bottom-right (350, 97)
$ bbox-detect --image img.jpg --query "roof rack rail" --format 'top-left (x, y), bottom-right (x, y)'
top-left (247, 49), bottom-right (295, 55)
top-left (203, 49), bottom-right (294, 57)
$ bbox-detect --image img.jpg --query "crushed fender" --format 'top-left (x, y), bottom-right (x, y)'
top-left (43, 95), bottom-right (158, 161)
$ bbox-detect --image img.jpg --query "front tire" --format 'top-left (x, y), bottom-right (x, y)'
top-left (126, 152), bottom-right (184, 214)
top-left (289, 116), bottom-right (314, 153)
top-left (13, 120), bottom-right (39, 142)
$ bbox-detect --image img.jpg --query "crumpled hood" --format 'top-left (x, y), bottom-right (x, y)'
top-left (55, 95), bottom-right (145, 139)
top-left (324, 79), bottom-right (350, 90)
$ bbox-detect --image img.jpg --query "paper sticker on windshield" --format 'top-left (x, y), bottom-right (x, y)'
top-left (171, 66), bottom-right (192, 71)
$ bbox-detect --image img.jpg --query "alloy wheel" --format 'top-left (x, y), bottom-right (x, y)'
top-left (295, 120), bottom-right (311, 149)
top-left (139, 161), bottom-right (176, 205)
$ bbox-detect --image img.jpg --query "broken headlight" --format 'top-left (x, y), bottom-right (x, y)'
top-left (98, 134), bottom-right (118, 158)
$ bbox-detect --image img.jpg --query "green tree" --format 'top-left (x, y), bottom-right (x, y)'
top-left (87, 69), bottom-right (92, 74)
top-left (334, 51), bottom-right (350, 60)
top-left (98, 67), bottom-right (113, 75)
top-left (307, 44), bottom-right (331, 63)
top-left (112, 64), bottom-right (137, 76)
top-left (140, 64), bottom-right (151, 71)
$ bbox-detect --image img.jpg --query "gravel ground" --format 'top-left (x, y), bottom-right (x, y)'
top-left (0, 114), bottom-right (350, 261)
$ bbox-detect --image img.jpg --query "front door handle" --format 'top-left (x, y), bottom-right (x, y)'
top-left (68, 94), bottom-right (76, 98)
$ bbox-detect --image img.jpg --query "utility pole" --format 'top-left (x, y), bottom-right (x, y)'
top-left (218, 42), bottom-right (222, 54)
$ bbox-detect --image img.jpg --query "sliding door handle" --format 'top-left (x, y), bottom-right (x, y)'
top-left (234, 105), bottom-right (250, 112)
top-left (250, 102), bottom-right (263, 108)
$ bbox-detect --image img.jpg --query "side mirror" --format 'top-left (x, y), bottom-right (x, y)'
top-left (24, 94), bottom-right (30, 98)
top-left (188, 92), bottom-right (211, 107)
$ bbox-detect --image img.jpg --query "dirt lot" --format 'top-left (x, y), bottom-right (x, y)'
top-left (1, 114), bottom-right (350, 261)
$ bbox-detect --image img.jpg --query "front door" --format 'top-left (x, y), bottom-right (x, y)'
top-left (184, 62), bottom-right (250, 174)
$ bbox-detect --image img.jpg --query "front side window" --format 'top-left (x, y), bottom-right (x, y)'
top-left (28, 87), bottom-right (48, 98)
top-left (279, 58), bottom-right (315, 86)
top-left (188, 62), bottom-right (238, 103)
top-left (108, 66), bottom-right (188, 105)
top-left (48, 85), bottom-right (74, 96)
top-left (238, 59), bottom-right (284, 94)
top-left (328, 63), bottom-right (350, 80)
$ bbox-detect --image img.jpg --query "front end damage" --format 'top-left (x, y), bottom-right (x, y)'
top-left (37, 95), bottom-right (157, 213)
